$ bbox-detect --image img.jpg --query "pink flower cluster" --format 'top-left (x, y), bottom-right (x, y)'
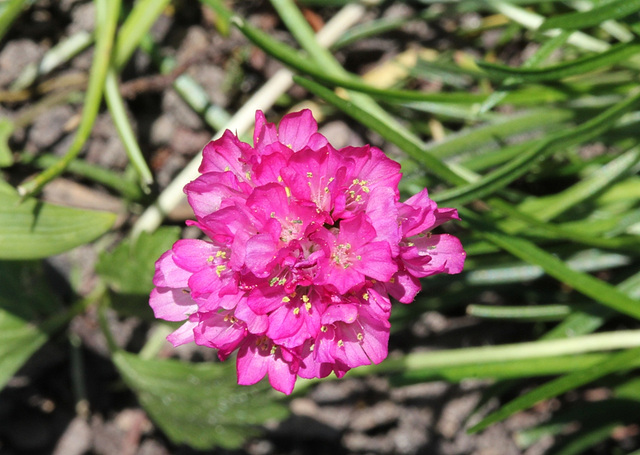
top-left (150, 110), bottom-right (465, 394)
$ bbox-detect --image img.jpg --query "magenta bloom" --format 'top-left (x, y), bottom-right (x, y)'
top-left (150, 110), bottom-right (465, 394)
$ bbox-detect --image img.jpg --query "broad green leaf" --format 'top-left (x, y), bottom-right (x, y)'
top-left (96, 227), bottom-right (180, 295)
top-left (478, 43), bottom-right (640, 82)
top-left (0, 261), bottom-right (63, 390)
top-left (0, 190), bottom-right (116, 259)
top-left (96, 227), bottom-right (179, 318)
top-left (539, 0), bottom-right (640, 31)
top-left (113, 351), bottom-right (288, 450)
top-left (468, 345), bottom-right (640, 433)
top-left (0, 310), bottom-right (47, 390)
top-left (0, 119), bottom-right (14, 167)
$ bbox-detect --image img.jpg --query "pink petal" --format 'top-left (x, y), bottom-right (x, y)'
top-left (253, 110), bottom-right (278, 153)
top-left (152, 250), bottom-right (190, 288)
top-left (166, 319), bottom-right (197, 346)
top-left (278, 109), bottom-right (318, 152)
top-left (236, 336), bottom-right (269, 385)
top-left (149, 287), bottom-right (197, 322)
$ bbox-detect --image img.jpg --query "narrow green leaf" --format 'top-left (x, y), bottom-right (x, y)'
top-left (17, 0), bottom-right (121, 198)
top-left (468, 346), bottom-right (640, 433)
top-left (113, 351), bottom-right (288, 450)
top-left (0, 190), bottom-right (116, 260)
top-left (539, 0), bottom-right (640, 31)
top-left (392, 353), bottom-right (640, 384)
top-left (293, 76), bottom-right (467, 186)
top-left (435, 90), bottom-right (640, 205)
top-left (512, 146), bottom-right (640, 224)
top-left (427, 109), bottom-right (574, 159)
top-left (113, 0), bottom-right (171, 70)
top-left (478, 43), bottom-right (640, 83)
top-left (0, 0), bottom-right (29, 42)
top-left (104, 69), bottom-right (153, 190)
top-left (467, 304), bottom-right (571, 321)
top-left (468, 223), bottom-right (640, 320)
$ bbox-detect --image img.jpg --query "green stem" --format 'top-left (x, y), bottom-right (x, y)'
top-left (19, 152), bottom-right (143, 200)
top-left (17, 0), bottom-right (121, 199)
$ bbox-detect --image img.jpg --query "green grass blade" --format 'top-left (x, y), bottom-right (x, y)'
top-left (113, 0), bottom-right (171, 70)
top-left (427, 108), bottom-right (574, 159)
top-left (0, 0), bottom-right (29, 42)
top-left (435, 90), bottom-right (640, 205)
top-left (17, 0), bottom-right (121, 198)
top-left (104, 69), bottom-right (153, 190)
top-left (539, 0), bottom-right (640, 31)
top-left (468, 345), bottom-right (640, 433)
top-left (293, 76), bottom-right (467, 186)
top-left (391, 353), bottom-right (640, 384)
top-left (478, 43), bottom-right (640, 83)
top-left (513, 146), bottom-right (640, 224)
top-left (467, 304), bottom-right (572, 321)
top-left (356, 330), bottom-right (640, 376)
top-left (462, 209), bottom-right (640, 320)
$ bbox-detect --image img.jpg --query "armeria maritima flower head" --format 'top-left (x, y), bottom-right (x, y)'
top-left (150, 109), bottom-right (466, 394)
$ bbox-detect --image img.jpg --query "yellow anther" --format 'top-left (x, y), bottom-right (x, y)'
top-left (278, 277), bottom-right (287, 285)
top-left (215, 250), bottom-right (226, 258)
top-left (277, 175), bottom-right (283, 182)
top-left (282, 296), bottom-right (291, 303)
top-left (215, 265), bottom-right (227, 276)
top-left (302, 295), bottom-right (310, 303)
top-left (320, 325), bottom-right (328, 333)
top-left (207, 255), bottom-right (215, 263)
top-left (357, 333), bottom-right (364, 341)
top-left (356, 255), bottom-right (362, 260)
top-left (293, 307), bottom-right (300, 315)
top-left (285, 186), bottom-right (291, 197)
top-left (363, 292), bottom-right (369, 301)
top-left (353, 179), bottom-right (360, 185)
top-left (224, 166), bottom-right (230, 172)
top-left (245, 171), bottom-right (252, 180)
top-left (305, 301), bottom-right (312, 311)
top-left (337, 340), bottom-right (344, 347)
top-left (306, 172), bottom-right (313, 178)
top-left (270, 212), bottom-right (276, 218)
